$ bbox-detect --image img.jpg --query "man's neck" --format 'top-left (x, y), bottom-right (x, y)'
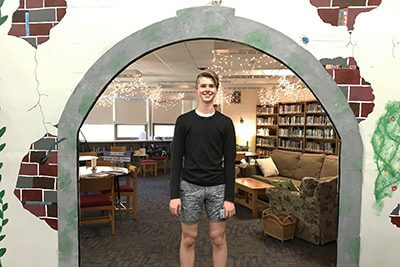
top-left (196, 103), bottom-right (215, 115)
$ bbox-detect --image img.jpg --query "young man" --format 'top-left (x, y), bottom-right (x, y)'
top-left (169, 70), bottom-right (236, 267)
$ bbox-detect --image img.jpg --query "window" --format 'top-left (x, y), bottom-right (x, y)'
top-left (154, 124), bottom-right (175, 139)
top-left (80, 124), bottom-right (114, 142)
top-left (116, 124), bottom-right (146, 139)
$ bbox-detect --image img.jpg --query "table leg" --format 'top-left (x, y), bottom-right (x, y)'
top-left (251, 190), bottom-right (258, 217)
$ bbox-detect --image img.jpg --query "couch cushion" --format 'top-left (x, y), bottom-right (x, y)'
top-left (256, 157), bottom-right (279, 177)
top-left (294, 153), bottom-right (326, 180)
top-left (320, 155), bottom-right (338, 178)
top-left (271, 150), bottom-right (301, 178)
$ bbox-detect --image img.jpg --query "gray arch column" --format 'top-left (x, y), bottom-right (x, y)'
top-left (58, 6), bottom-right (362, 267)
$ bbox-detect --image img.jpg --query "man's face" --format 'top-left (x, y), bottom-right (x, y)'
top-left (196, 77), bottom-right (218, 104)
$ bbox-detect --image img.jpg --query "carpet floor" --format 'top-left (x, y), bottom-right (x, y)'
top-left (80, 174), bottom-right (337, 267)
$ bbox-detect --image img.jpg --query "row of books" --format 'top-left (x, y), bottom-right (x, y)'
top-left (305, 129), bottom-right (335, 139)
top-left (278, 116), bottom-right (304, 125)
top-left (257, 117), bottom-right (276, 125)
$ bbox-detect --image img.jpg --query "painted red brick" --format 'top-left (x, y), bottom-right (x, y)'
top-left (45, 0), bottom-right (67, 7)
top-left (47, 204), bottom-right (57, 217)
top-left (8, 24), bottom-right (26, 37)
top-left (22, 153), bottom-right (29, 163)
top-left (43, 218), bottom-right (58, 230)
top-left (311, 0), bottom-right (331, 7)
top-left (56, 8), bottom-right (66, 21)
top-left (48, 151), bottom-right (57, 164)
top-left (23, 204), bottom-right (45, 216)
top-left (335, 69), bottom-right (360, 84)
top-left (39, 163), bottom-right (57, 177)
top-left (349, 86), bottom-right (374, 101)
top-left (348, 57), bottom-right (357, 67)
top-left (22, 190), bottom-right (43, 201)
top-left (14, 189), bottom-right (21, 201)
top-left (368, 0), bottom-right (381, 6)
top-left (361, 103), bottom-right (375, 117)
top-left (20, 163), bottom-right (38, 175)
top-left (347, 7), bottom-right (374, 31)
top-left (19, 0), bottom-right (24, 9)
top-left (332, 0), bottom-right (367, 7)
top-left (317, 8), bottom-right (340, 26)
top-left (361, 78), bottom-right (371, 85)
top-left (349, 103), bottom-right (361, 117)
top-left (26, 0), bottom-right (44, 8)
top-left (29, 23), bottom-right (53, 36)
top-left (38, 36), bottom-right (50, 45)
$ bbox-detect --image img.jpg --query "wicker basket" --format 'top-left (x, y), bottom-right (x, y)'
top-left (262, 209), bottom-right (297, 242)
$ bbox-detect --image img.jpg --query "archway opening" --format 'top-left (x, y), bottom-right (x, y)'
top-left (77, 39), bottom-right (340, 266)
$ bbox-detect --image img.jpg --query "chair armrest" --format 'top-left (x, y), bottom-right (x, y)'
top-left (299, 177), bottom-right (319, 197)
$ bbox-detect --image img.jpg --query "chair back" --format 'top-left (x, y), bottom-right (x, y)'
top-left (80, 177), bottom-right (114, 195)
top-left (85, 159), bottom-right (112, 167)
top-left (111, 146), bottom-right (127, 152)
top-left (235, 153), bottom-right (246, 163)
top-left (79, 152), bottom-right (97, 157)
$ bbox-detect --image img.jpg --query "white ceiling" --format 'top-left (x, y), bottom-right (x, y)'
top-left (109, 39), bottom-right (306, 99)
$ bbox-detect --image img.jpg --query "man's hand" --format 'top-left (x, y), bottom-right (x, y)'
top-left (223, 200), bottom-right (235, 218)
top-left (169, 198), bottom-right (181, 216)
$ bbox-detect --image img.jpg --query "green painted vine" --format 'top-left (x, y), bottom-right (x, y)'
top-left (0, 126), bottom-right (7, 264)
top-left (371, 101), bottom-right (400, 212)
top-left (0, 0), bottom-right (8, 26)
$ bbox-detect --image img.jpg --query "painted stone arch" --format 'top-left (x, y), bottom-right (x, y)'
top-left (58, 6), bottom-right (363, 266)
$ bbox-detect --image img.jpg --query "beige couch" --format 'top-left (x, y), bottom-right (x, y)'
top-left (244, 149), bottom-right (338, 187)
top-left (243, 149), bottom-right (339, 245)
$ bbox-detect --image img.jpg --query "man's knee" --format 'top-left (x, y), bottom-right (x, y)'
top-left (181, 230), bottom-right (198, 248)
top-left (209, 230), bottom-right (226, 247)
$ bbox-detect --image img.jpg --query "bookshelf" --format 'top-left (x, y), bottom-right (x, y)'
top-left (256, 100), bottom-right (340, 156)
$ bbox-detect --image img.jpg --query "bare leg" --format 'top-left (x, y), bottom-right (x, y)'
top-left (180, 223), bottom-right (198, 267)
top-left (209, 221), bottom-right (227, 267)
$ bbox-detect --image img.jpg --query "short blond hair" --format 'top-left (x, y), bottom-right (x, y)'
top-left (196, 70), bottom-right (219, 89)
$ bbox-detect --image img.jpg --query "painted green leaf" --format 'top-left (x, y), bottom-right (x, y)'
top-left (0, 190), bottom-right (4, 198)
top-left (0, 0), bottom-right (4, 8)
top-left (2, 218), bottom-right (8, 226)
top-left (0, 210), bottom-right (3, 219)
top-left (0, 143), bottom-right (5, 152)
top-left (0, 15), bottom-right (7, 26)
top-left (0, 174), bottom-right (2, 182)
top-left (0, 162), bottom-right (2, 169)
top-left (0, 235), bottom-right (5, 242)
top-left (0, 127), bottom-right (5, 138)
top-left (0, 247), bottom-right (6, 257)
top-left (2, 203), bottom-right (7, 212)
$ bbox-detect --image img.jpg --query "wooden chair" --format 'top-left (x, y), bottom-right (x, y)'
top-left (150, 155), bottom-right (168, 174)
top-left (111, 146), bottom-right (127, 152)
top-left (235, 153), bottom-right (246, 163)
top-left (139, 159), bottom-right (157, 176)
top-left (85, 159), bottom-right (112, 168)
top-left (79, 152), bottom-right (98, 157)
top-left (79, 176), bottom-right (115, 235)
top-left (118, 165), bottom-right (138, 219)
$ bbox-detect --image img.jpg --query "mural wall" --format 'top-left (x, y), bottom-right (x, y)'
top-left (0, 0), bottom-right (399, 266)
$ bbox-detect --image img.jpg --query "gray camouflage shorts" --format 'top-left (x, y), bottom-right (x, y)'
top-left (180, 179), bottom-right (226, 225)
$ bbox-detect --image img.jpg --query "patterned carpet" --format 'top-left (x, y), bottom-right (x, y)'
top-left (80, 174), bottom-right (337, 267)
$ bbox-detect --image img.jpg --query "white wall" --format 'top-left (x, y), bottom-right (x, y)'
top-left (0, 0), bottom-right (399, 266)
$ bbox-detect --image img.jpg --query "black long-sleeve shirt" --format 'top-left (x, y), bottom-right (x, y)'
top-left (170, 109), bottom-right (236, 202)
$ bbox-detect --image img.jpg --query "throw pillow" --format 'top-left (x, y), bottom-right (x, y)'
top-left (256, 158), bottom-right (279, 177)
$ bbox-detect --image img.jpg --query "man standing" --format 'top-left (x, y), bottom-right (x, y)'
top-left (169, 70), bottom-right (236, 267)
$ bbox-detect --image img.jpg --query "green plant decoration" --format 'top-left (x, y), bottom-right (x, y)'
top-left (0, 126), bottom-right (7, 264)
top-left (0, 0), bottom-right (8, 26)
top-left (371, 101), bottom-right (400, 212)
